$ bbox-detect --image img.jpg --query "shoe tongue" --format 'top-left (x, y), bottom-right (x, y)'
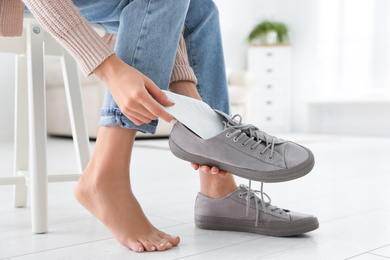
top-left (214, 110), bottom-right (241, 128)
top-left (239, 184), bottom-right (249, 190)
top-left (214, 110), bottom-right (232, 121)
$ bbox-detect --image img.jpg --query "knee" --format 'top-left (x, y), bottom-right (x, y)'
top-left (207, 0), bottom-right (220, 18)
top-left (165, 0), bottom-right (192, 14)
top-left (190, 0), bottom-right (219, 21)
top-left (201, 0), bottom-right (220, 20)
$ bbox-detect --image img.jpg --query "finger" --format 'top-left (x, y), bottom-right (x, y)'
top-left (218, 171), bottom-right (228, 177)
top-left (127, 116), bottom-right (144, 126)
top-left (124, 111), bottom-right (151, 126)
top-left (145, 78), bottom-right (175, 107)
top-left (200, 165), bottom-right (211, 173)
top-left (210, 166), bottom-right (219, 175)
top-left (142, 94), bottom-right (174, 123)
top-left (191, 163), bottom-right (200, 170)
top-left (131, 103), bottom-right (158, 122)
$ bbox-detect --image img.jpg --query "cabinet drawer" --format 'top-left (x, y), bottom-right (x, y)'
top-left (258, 80), bottom-right (288, 96)
top-left (256, 112), bottom-right (286, 127)
top-left (255, 97), bottom-right (287, 111)
top-left (251, 63), bottom-right (288, 79)
top-left (248, 47), bottom-right (289, 64)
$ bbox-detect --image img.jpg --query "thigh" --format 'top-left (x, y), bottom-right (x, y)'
top-left (72, 0), bottom-right (131, 33)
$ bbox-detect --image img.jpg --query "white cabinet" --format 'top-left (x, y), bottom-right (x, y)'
top-left (247, 46), bottom-right (291, 133)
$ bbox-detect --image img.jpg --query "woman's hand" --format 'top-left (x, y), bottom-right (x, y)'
top-left (191, 163), bottom-right (228, 177)
top-left (94, 55), bottom-right (174, 126)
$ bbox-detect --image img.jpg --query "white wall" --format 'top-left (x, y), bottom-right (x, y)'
top-left (270, 0), bottom-right (390, 135)
top-left (0, 54), bottom-right (15, 141)
top-left (214, 0), bottom-right (272, 71)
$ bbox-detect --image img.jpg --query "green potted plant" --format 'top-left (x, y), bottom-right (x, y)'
top-left (248, 20), bottom-right (289, 45)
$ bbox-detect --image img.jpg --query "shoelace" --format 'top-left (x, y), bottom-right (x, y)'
top-left (224, 114), bottom-right (276, 159)
top-left (241, 180), bottom-right (286, 226)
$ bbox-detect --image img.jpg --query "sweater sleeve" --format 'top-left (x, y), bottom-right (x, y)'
top-left (0, 0), bottom-right (24, 37)
top-left (22, 0), bottom-right (114, 76)
top-left (170, 33), bottom-right (197, 85)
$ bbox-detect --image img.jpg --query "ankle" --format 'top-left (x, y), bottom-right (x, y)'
top-left (199, 173), bottom-right (238, 199)
top-left (169, 81), bottom-right (202, 100)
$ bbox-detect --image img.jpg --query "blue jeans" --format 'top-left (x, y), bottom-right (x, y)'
top-left (75, 0), bottom-right (231, 134)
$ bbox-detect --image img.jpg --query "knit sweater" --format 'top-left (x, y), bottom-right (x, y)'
top-left (0, 0), bottom-right (196, 84)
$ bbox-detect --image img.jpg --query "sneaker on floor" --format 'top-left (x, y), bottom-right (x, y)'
top-left (195, 184), bottom-right (319, 237)
top-left (169, 110), bottom-right (315, 183)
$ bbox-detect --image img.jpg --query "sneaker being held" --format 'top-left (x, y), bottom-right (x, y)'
top-left (169, 110), bottom-right (315, 183)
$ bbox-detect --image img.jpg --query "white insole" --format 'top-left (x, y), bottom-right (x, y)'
top-left (160, 91), bottom-right (225, 139)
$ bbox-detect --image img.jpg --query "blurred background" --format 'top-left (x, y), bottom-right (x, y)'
top-left (1, 0), bottom-right (390, 139)
top-left (1, 1), bottom-right (390, 259)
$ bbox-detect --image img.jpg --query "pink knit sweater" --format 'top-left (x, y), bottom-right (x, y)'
top-left (0, 0), bottom-right (196, 84)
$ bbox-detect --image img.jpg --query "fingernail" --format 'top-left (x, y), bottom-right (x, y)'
top-left (151, 246), bottom-right (156, 251)
top-left (170, 119), bottom-right (178, 124)
top-left (167, 242), bottom-right (172, 247)
top-left (160, 243), bottom-right (165, 247)
top-left (138, 247), bottom-right (143, 252)
top-left (211, 171), bottom-right (218, 175)
top-left (171, 236), bottom-right (178, 239)
top-left (167, 97), bottom-right (175, 104)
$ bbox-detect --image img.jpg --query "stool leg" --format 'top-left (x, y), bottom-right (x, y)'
top-left (14, 54), bottom-right (29, 208)
top-left (60, 50), bottom-right (90, 172)
top-left (26, 24), bottom-right (48, 234)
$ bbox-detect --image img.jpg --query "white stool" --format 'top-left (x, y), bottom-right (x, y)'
top-left (0, 13), bottom-right (102, 233)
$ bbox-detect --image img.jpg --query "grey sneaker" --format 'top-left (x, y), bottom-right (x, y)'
top-left (195, 184), bottom-right (319, 237)
top-left (169, 110), bottom-right (315, 183)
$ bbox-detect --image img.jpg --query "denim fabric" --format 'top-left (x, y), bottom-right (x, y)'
top-left (184, 0), bottom-right (230, 115)
top-left (75, 0), bottom-right (231, 134)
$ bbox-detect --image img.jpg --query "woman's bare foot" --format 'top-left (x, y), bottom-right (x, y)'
top-left (74, 169), bottom-right (179, 252)
top-left (74, 127), bottom-right (180, 253)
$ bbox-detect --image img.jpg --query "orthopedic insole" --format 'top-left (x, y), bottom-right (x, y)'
top-left (160, 90), bottom-right (225, 139)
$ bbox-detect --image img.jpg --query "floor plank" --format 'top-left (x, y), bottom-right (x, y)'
top-left (370, 245), bottom-right (390, 258)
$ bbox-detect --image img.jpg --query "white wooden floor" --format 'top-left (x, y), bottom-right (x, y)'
top-left (0, 134), bottom-right (390, 260)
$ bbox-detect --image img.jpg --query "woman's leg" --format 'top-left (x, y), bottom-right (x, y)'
top-left (169, 81), bottom-right (239, 199)
top-left (75, 127), bottom-right (179, 252)
top-left (74, 0), bottom-right (190, 252)
top-left (183, 0), bottom-right (231, 114)
top-left (177, 0), bottom-right (239, 198)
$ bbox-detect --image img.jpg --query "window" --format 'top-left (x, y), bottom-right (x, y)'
top-left (316, 0), bottom-right (390, 97)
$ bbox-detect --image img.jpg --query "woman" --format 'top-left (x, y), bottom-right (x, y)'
top-left (1, 0), bottom-right (318, 253)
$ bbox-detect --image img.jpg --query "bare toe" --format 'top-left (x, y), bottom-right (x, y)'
top-left (129, 241), bottom-right (144, 253)
top-left (159, 231), bottom-right (180, 246)
top-left (152, 238), bottom-right (171, 251)
top-left (140, 240), bottom-right (156, 252)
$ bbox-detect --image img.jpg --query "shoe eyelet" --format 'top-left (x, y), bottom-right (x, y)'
top-left (259, 152), bottom-right (264, 155)
top-left (238, 193), bottom-right (243, 198)
top-left (250, 147), bottom-right (254, 151)
top-left (226, 132), bottom-right (231, 138)
top-left (233, 137), bottom-right (238, 142)
top-left (241, 143), bottom-right (245, 146)
top-left (269, 156), bottom-right (273, 160)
